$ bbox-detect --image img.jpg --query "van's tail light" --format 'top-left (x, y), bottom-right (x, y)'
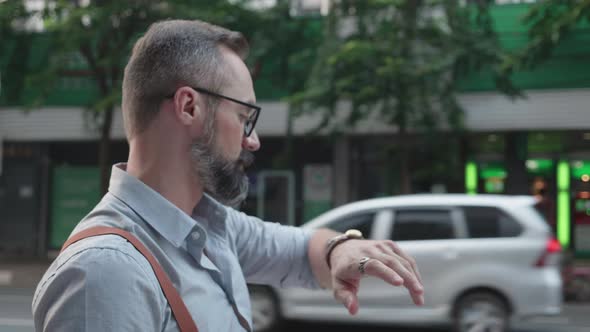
top-left (535, 237), bottom-right (561, 267)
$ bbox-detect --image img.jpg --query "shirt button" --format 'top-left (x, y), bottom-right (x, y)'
top-left (191, 232), bottom-right (201, 241)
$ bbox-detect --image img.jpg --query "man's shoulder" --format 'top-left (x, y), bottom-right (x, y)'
top-left (65, 193), bottom-right (148, 256)
top-left (32, 233), bottom-right (166, 329)
top-left (55, 207), bottom-right (158, 284)
top-left (39, 195), bottom-right (159, 299)
top-left (46, 233), bottom-right (157, 285)
top-left (77, 192), bottom-right (140, 229)
top-left (33, 234), bottom-right (161, 308)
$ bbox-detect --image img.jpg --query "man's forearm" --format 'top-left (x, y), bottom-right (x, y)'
top-left (307, 228), bottom-right (340, 289)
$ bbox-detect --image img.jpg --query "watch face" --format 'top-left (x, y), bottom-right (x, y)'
top-left (345, 229), bottom-right (363, 238)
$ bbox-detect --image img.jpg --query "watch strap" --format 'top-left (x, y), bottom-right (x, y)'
top-left (325, 229), bottom-right (363, 269)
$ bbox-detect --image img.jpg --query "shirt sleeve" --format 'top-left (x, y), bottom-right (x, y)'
top-left (226, 208), bottom-right (321, 289)
top-left (32, 238), bottom-right (166, 332)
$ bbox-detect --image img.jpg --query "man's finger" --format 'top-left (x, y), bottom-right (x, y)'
top-left (362, 258), bottom-right (404, 286)
top-left (375, 254), bottom-right (424, 306)
top-left (332, 279), bottom-right (360, 315)
top-left (385, 240), bottom-right (424, 284)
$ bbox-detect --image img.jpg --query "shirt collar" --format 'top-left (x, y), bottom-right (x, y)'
top-left (108, 163), bottom-right (200, 248)
top-left (193, 193), bottom-right (228, 236)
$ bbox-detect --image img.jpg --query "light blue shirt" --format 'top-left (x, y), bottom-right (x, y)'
top-left (32, 163), bottom-right (319, 332)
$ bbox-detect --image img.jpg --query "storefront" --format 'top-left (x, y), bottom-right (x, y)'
top-left (464, 131), bottom-right (590, 257)
top-left (0, 142), bottom-right (45, 256)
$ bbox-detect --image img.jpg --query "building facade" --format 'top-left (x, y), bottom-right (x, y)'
top-left (2, 3), bottom-right (590, 257)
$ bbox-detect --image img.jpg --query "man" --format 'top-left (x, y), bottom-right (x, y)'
top-left (33, 20), bottom-right (423, 331)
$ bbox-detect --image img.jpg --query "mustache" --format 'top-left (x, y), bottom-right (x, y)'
top-left (237, 150), bottom-right (255, 169)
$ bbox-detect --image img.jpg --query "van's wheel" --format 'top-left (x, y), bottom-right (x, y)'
top-left (453, 292), bottom-right (509, 332)
top-left (248, 285), bottom-right (282, 332)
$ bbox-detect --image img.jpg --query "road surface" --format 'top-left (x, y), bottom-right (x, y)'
top-left (1, 287), bottom-right (588, 332)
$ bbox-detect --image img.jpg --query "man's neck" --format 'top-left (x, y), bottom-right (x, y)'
top-left (126, 144), bottom-right (203, 217)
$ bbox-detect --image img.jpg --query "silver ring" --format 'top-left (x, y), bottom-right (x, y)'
top-left (358, 257), bottom-right (371, 275)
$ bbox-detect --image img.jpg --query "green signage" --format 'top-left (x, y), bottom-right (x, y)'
top-left (571, 160), bottom-right (590, 179)
top-left (526, 159), bottom-right (554, 176)
top-left (484, 178), bottom-right (505, 194)
top-left (479, 162), bottom-right (507, 179)
top-left (557, 161), bottom-right (571, 248)
top-left (50, 166), bottom-right (100, 248)
top-left (465, 162), bottom-right (477, 194)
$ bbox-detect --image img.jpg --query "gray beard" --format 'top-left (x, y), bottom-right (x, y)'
top-left (190, 139), bottom-right (253, 209)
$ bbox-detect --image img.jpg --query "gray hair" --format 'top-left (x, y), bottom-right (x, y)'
top-left (122, 19), bottom-right (249, 139)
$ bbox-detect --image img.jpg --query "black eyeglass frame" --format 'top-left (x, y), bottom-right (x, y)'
top-left (167, 86), bottom-right (261, 137)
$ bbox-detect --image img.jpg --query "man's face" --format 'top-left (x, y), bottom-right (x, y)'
top-left (189, 47), bottom-right (259, 207)
top-left (213, 48), bottom-right (259, 161)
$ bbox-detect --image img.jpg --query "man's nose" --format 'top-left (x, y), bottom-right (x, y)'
top-left (242, 130), bottom-right (260, 151)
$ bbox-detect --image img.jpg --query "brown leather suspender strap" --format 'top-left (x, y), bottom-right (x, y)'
top-left (61, 226), bottom-right (198, 332)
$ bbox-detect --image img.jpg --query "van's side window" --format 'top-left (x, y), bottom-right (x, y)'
top-left (463, 206), bottom-right (522, 238)
top-left (328, 213), bottom-right (375, 238)
top-left (391, 210), bottom-right (454, 241)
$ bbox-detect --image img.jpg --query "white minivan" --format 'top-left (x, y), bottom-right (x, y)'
top-left (249, 194), bottom-right (562, 332)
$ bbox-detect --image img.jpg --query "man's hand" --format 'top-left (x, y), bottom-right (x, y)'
top-left (329, 239), bottom-right (424, 315)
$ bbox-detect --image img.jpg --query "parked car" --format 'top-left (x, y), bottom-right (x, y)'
top-left (249, 194), bottom-right (562, 332)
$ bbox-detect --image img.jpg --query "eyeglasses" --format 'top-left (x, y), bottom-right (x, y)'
top-left (167, 86), bottom-right (261, 137)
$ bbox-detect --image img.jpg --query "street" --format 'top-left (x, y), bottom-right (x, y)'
top-left (2, 287), bottom-right (588, 332)
top-left (282, 307), bottom-right (590, 332)
top-left (0, 288), bottom-right (34, 332)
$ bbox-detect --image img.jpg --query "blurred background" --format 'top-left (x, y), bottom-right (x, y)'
top-left (1, 0), bottom-right (590, 331)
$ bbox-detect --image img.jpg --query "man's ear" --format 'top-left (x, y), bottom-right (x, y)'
top-left (174, 87), bottom-right (202, 125)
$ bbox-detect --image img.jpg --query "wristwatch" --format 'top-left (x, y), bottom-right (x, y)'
top-left (325, 229), bottom-right (364, 269)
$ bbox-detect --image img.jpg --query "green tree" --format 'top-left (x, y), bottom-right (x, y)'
top-left (23, 0), bottom-right (263, 194)
top-left (250, 0), bottom-right (323, 167)
top-left (0, 0), bottom-right (26, 51)
top-left (0, 0), bottom-right (26, 53)
top-left (515, 0), bottom-right (590, 68)
top-left (296, 0), bottom-right (517, 194)
top-left (0, 0), bottom-right (28, 102)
